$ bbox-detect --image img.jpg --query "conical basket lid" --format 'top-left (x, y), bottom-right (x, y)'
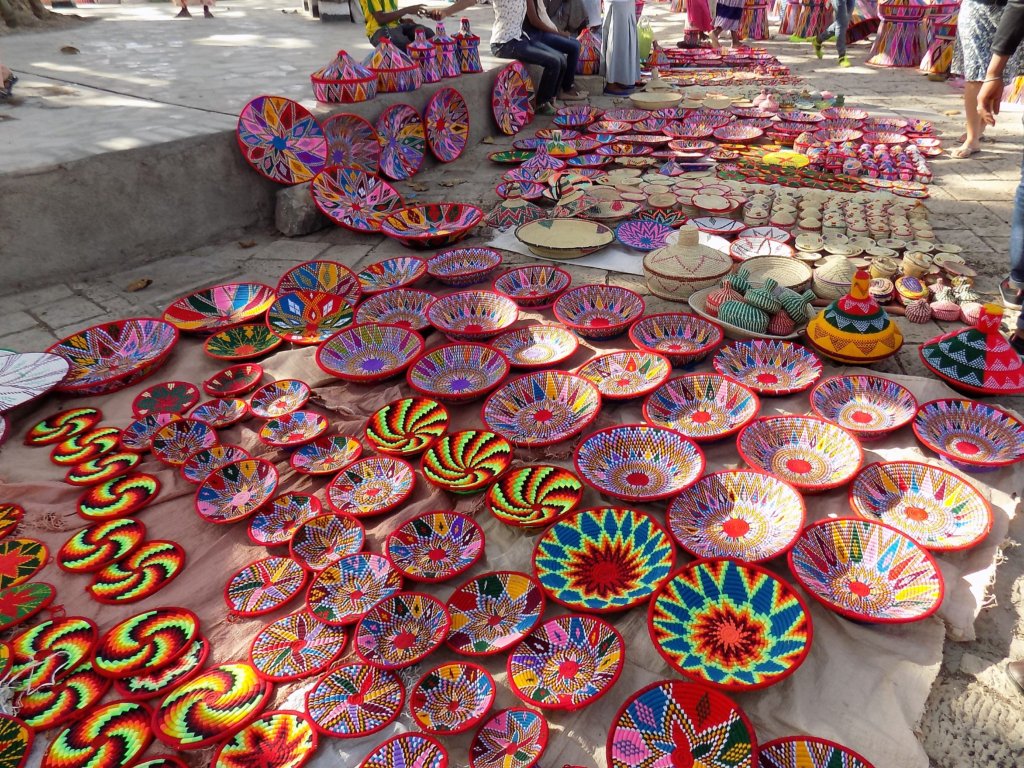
top-left (921, 303), bottom-right (1024, 393)
top-left (363, 38), bottom-right (418, 72)
top-left (313, 49), bottom-right (375, 82)
top-left (806, 269), bottom-right (904, 363)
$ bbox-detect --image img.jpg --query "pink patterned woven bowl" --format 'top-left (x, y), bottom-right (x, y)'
top-left (912, 398), bottom-right (1024, 472)
top-left (628, 313), bottom-right (724, 367)
top-left (712, 340), bottom-right (823, 396)
top-left (258, 410), bottom-right (329, 448)
top-left (195, 457), bottom-right (279, 524)
top-left (810, 375), bottom-right (918, 440)
top-left (315, 324), bottom-right (425, 383)
top-left (355, 288), bottom-right (435, 333)
top-left (249, 379), bottom-right (311, 419)
top-left (151, 417), bottom-right (218, 466)
top-left (666, 469), bottom-right (805, 561)
top-left (427, 247), bottom-right (503, 287)
top-left (574, 424), bottom-right (705, 503)
top-left (787, 517), bottom-right (944, 624)
top-left (357, 256), bottom-right (427, 295)
top-left (162, 283), bottom-right (277, 334)
top-left (407, 343), bottom-right (510, 403)
top-left (576, 350), bottom-right (672, 400)
top-left (482, 371), bottom-right (602, 447)
top-left (380, 203), bottom-right (484, 249)
top-left (491, 325), bottom-right (579, 369)
top-left (849, 461), bottom-right (992, 552)
top-left (642, 373), bottom-right (760, 442)
top-left (712, 124), bottom-right (764, 143)
top-left (553, 285), bottom-right (646, 340)
top-left (427, 291), bottom-right (519, 342)
top-left (492, 265), bottom-right (572, 308)
top-left (326, 456), bottom-right (416, 517)
top-left (737, 415), bottom-right (862, 492)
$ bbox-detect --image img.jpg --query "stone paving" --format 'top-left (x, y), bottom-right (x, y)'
top-left (4, 5), bottom-right (1024, 765)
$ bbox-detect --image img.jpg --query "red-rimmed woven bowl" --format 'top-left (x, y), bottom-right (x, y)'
top-left (249, 379), bottom-right (311, 419)
top-left (849, 460), bottom-right (992, 552)
top-left (195, 458), bottom-right (279, 525)
top-left (553, 284), bottom-right (646, 340)
top-left (491, 325), bottom-right (579, 369)
top-left (277, 260), bottom-right (362, 305)
top-left (326, 456), bottom-right (416, 517)
top-left (482, 370), bottom-right (601, 447)
top-left (737, 415), bottom-right (862, 492)
top-left (191, 397), bottom-right (249, 428)
top-left (265, 290), bottom-right (355, 346)
top-left (380, 203), bottom-right (484, 249)
top-left (356, 256), bottom-right (427, 295)
top-left (163, 283), bottom-right (276, 334)
top-left (289, 435), bottom-right (363, 475)
top-left (713, 339), bottom-right (822, 396)
top-left (470, 708), bottom-right (548, 768)
top-left (427, 291), bottom-right (519, 342)
top-left (492, 265), bottom-right (572, 309)
top-left (912, 398), bottom-right (1024, 472)
top-left (151, 418), bottom-right (217, 467)
top-left (759, 736), bottom-right (876, 768)
top-left (667, 470), bottom-right (805, 562)
top-left (421, 429), bottom-right (513, 494)
top-left (427, 247), bottom-right (503, 287)
top-left (576, 350), bottom-right (672, 400)
top-left (810, 375), bottom-right (918, 440)
top-left (354, 592), bottom-right (451, 669)
top-left (258, 411), bottom-right (329, 448)
top-left (629, 313), bottom-right (724, 367)
top-left (384, 511), bottom-right (484, 583)
top-left (575, 424), bottom-right (705, 503)
top-left (407, 343), bottom-right (510, 403)
top-left (642, 374), bottom-right (760, 443)
top-left (202, 364), bottom-right (263, 397)
top-left (355, 288), bottom-right (435, 332)
top-left (788, 517), bottom-right (944, 624)
top-left (315, 324), bottom-right (425, 383)
top-left (409, 662), bottom-right (496, 735)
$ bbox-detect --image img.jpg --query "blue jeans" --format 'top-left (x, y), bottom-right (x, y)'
top-left (819, 0), bottom-right (856, 57)
top-left (492, 29), bottom-right (579, 105)
top-left (1011, 119), bottom-right (1024, 328)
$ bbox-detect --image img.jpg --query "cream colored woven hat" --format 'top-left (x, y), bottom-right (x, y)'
top-left (643, 223), bottom-right (732, 302)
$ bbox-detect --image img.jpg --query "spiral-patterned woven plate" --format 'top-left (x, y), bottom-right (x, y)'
top-left (40, 700), bottom-right (153, 768)
top-left (51, 428), bottom-right (121, 467)
top-left (0, 539), bottom-right (48, 590)
top-left (410, 662), bottom-right (496, 735)
top-left (64, 452), bottom-right (142, 487)
top-left (93, 608), bottom-right (199, 679)
top-left (306, 553), bottom-right (404, 626)
top-left (212, 711), bottom-right (318, 768)
top-left (24, 407), bottom-right (102, 446)
top-left (16, 661), bottom-right (110, 731)
top-left (446, 572), bottom-right (545, 656)
top-left (290, 514), bottom-right (365, 571)
top-left (77, 474), bottom-right (161, 521)
top-left (10, 617), bottom-right (97, 689)
top-left (326, 456), bottom-right (416, 517)
top-left (153, 663), bottom-right (271, 750)
top-left (485, 465), bottom-right (583, 529)
top-left (112, 636), bottom-right (209, 702)
top-left (365, 397), bottom-right (449, 456)
top-left (225, 556), bottom-right (307, 617)
top-left (305, 663), bottom-right (404, 738)
top-left (249, 612), bottom-right (347, 682)
top-left (247, 494), bottom-right (323, 547)
top-left (87, 541), bottom-right (185, 604)
top-left (385, 512), bottom-right (484, 583)
top-left (57, 519), bottom-right (146, 574)
top-left (421, 430), bottom-right (513, 494)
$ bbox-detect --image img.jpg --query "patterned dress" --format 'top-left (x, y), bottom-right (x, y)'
top-left (952, 0), bottom-right (1024, 81)
top-left (714, 0), bottom-right (745, 31)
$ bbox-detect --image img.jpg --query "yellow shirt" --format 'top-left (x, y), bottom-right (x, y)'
top-left (360, 0), bottom-right (399, 38)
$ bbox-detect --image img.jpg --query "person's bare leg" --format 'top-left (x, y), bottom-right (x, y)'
top-left (953, 82), bottom-right (984, 158)
top-left (710, 27), bottom-right (720, 47)
top-left (176, 1), bottom-right (191, 17)
top-left (203, 4), bottom-right (213, 17)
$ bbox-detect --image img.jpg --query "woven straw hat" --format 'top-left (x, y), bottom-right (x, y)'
top-left (643, 223), bottom-right (732, 302)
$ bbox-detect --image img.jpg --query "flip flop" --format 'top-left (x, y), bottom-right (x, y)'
top-left (950, 145), bottom-right (981, 159)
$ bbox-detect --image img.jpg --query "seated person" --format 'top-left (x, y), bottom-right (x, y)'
top-left (359, 0), bottom-right (435, 50)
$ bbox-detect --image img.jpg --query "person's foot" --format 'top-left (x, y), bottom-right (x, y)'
top-left (1001, 278), bottom-right (1024, 310)
top-left (203, 5), bottom-right (214, 16)
top-left (603, 83), bottom-right (635, 95)
top-left (951, 141), bottom-right (981, 159)
top-left (812, 38), bottom-right (823, 59)
top-left (176, 7), bottom-right (191, 17)
top-left (838, 55), bottom-right (851, 67)
top-left (561, 86), bottom-right (588, 101)
top-left (536, 101), bottom-right (557, 116)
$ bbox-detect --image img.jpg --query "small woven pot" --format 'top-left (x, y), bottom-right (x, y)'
top-left (718, 301), bottom-right (770, 335)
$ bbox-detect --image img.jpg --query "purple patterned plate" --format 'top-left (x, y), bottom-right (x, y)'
top-left (425, 87), bottom-right (470, 163)
top-left (315, 324), bottom-right (425, 383)
top-left (326, 456), bottom-right (416, 517)
top-left (311, 166), bottom-right (404, 233)
top-left (237, 95), bottom-right (327, 185)
top-left (492, 63), bottom-right (532, 136)
top-left (151, 418), bottom-right (217, 466)
top-left (615, 220), bottom-right (675, 251)
top-left (120, 413), bottom-right (182, 452)
top-left (322, 113), bottom-right (380, 175)
top-left (357, 256), bottom-right (427, 295)
top-left (289, 435), bottom-right (363, 475)
top-left (191, 397), bottom-right (249, 428)
top-left (249, 379), bottom-right (311, 419)
top-left (376, 104), bottom-right (426, 181)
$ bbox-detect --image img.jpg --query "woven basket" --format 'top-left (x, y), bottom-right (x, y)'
top-left (812, 258), bottom-right (855, 300)
top-left (742, 256), bottom-right (813, 292)
top-left (643, 228), bottom-right (733, 302)
top-left (311, 49), bottom-right (378, 104)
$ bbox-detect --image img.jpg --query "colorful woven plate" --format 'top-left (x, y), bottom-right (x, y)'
top-left (492, 265), bottom-right (571, 309)
top-left (323, 113), bottom-right (380, 175)
top-left (425, 87), bottom-right (469, 163)
top-left (485, 465), bottom-right (583, 528)
top-left (410, 662), bottom-right (496, 735)
top-left (0, 714), bottom-right (30, 768)
top-left (446, 571), bottom-right (545, 656)
top-left (356, 256), bottom-right (427, 295)
top-left (93, 608), bottom-right (198, 679)
top-left (247, 493), bottom-right (322, 546)
top-left (203, 364), bottom-right (264, 400)
top-left (0, 539), bottom-right (48, 590)
top-left (649, 559), bottom-right (812, 691)
top-left (912, 399), bottom-right (1024, 471)
top-left (788, 517), bottom-right (944, 623)
top-left (87, 541), bottom-right (185, 604)
top-left (381, 203), bottom-right (484, 250)
top-left (849, 461), bottom-right (992, 552)
top-left (212, 711), bottom-right (318, 768)
top-left (421, 430), bottom-right (513, 494)
top-left (713, 340), bottom-right (823, 396)
top-left (277, 261), bottom-right (363, 304)
top-left (51, 428), bottom-right (121, 466)
top-left (258, 411), bottom-right (329, 448)
top-left (616, 219), bottom-right (675, 251)
top-left (306, 553), bottom-right (403, 626)
top-left (354, 592), bottom-right (450, 669)
top-left (427, 247), bottom-right (502, 287)
top-left (289, 435), bottom-right (362, 475)
top-left (164, 284), bottom-right (276, 334)
top-left (470, 708), bottom-right (547, 768)
top-left (407, 343), bottom-right (510, 403)
top-left (203, 324), bottom-right (283, 361)
top-left (77, 473), bottom-right (161, 521)
top-left (607, 680), bottom-right (757, 768)
top-left (236, 95), bottom-right (327, 184)
top-left (113, 636), bottom-right (209, 702)
top-left (180, 444), bottom-right (250, 484)
top-left (40, 700), bottom-right (153, 768)
top-left (151, 418), bottom-right (217, 466)
top-left (360, 733), bottom-right (447, 768)
top-left (576, 350), bottom-right (672, 400)
top-left (249, 612), bottom-right (347, 682)
top-left (0, 503), bottom-right (21, 540)
top-left (57, 518), bottom-right (146, 573)
top-left (376, 104), bottom-right (426, 180)
top-left (131, 381), bottom-right (199, 417)
top-left (120, 414), bottom-right (180, 453)
top-left (643, 374), bottom-right (760, 443)
top-left (266, 291), bottom-right (354, 345)
top-left (48, 319), bottom-right (178, 395)
top-left (10, 617), bottom-right (97, 689)
top-left (311, 166), bottom-right (404, 232)
top-left (127, 758), bottom-right (187, 768)
top-left (667, 470), bottom-right (805, 562)
top-left (16, 661), bottom-right (110, 731)
top-left (629, 313), bottom-right (724, 368)
top-left (533, 507), bottom-right (675, 614)
top-left (355, 288), bottom-right (435, 332)
top-left (482, 371), bottom-right (601, 448)
top-left (492, 62), bottom-right (532, 136)
top-left (225, 556), bottom-right (307, 616)
top-left (385, 511), bottom-right (484, 583)
top-left (554, 285), bottom-right (645, 340)
top-left (0, 351), bottom-right (68, 414)
top-left (64, 451), bottom-right (141, 487)
top-left (365, 397), bottom-right (448, 456)
top-left (507, 614), bottom-right (624, 710)
top-left (575, 424), bottom-right (704, 502)
top-left (305, 663), bottom-right (404, 738)
top-left (153, 663), bottom-right (271, 750)
top-left (290, 514), bottom-right (365, 571)
top-left (738, 416), bottom-right (863, 492)
top-left (326, 456), bottom-right (416, 517)
top-left (491, 325), bottom-right (579, 369)
top-left (249, 379), bottom-right (311, 419)
top-left (24, 407), bottom-right (102, 446)
top-left (196, 458), bottom-right (279, 524)
top-left (315, 323), bottom-right (425, 383)
top-left (810, 375), bottom-right (918, 440)
top-left (0, 582), bottom-right (55, 631)
top-left (428, 291), bottom-right (519, 342)
top-left (758, 736), bottom-right (875, 768)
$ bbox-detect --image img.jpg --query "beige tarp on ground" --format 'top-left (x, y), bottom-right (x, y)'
top-left (1, 311), bottom-right (1019, 768)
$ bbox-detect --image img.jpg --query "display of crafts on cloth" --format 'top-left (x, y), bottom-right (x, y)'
top-left (0, 58), bottom-right (1020, 768)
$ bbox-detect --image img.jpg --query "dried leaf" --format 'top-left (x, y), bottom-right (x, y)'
top-left (125, 278), bottom-right (152, 292)
top-left (60, 46), bottom-right (80, 55)
top-left (439, 178), bottom-right (465, 187)
top-left (942, 110), bottom-right (960, 116)
top-left (237, 240), bottom-right (257, 249)
top-left (482, 136), bottom-right (496, 144)
top-left (408, 182), bottom-right (429, 192)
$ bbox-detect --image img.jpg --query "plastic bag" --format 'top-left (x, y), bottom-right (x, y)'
top-left (638, 16), bottom-right (654, 63)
